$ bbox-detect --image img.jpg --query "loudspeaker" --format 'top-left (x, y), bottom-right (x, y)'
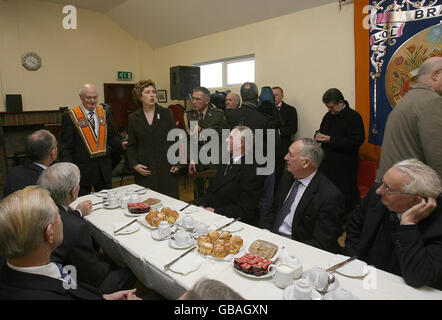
top-left (170, 66), bottom-right (200, 100)
top-left (6, 94), bottom-right (23, 112)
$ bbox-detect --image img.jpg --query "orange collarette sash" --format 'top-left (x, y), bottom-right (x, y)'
top-left (69, 105), bottom-right (107, 158)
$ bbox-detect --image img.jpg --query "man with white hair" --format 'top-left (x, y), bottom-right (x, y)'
top-left (200, 126), bottom-right (264, 226)
top-left (59, 83), bottom-right (121, 196)
top-left (37, 162), bottom-right (135, 293)
top-left (262, 138), bottom-right (345, 253)
top-left (345, 159), bottom-right (442, 289)
top-left (377, 57), bottom-right (442, 181)
top-left (225, 92), bottom-right (240, 110)
top-left (0, 186), bottom-right (140, 300)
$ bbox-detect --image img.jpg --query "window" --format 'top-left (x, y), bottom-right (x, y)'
top-left (196, 54), bottom-right (255, 89)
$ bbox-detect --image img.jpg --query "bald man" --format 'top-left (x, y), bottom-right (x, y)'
top-left (225, 92), bottom-right (240, 110)
top-left (60, 83), bottom-right (121, 195)
top-left (377, 57), bottom-right (442, 181)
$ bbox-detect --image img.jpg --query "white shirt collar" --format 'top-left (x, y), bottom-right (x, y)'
top-left (80, 104), bottom-right (96, 115)
top-left (7, 261), bottom-right (62, 280)
top-left (296, 170), bottom-right (317, 187)
top-left (33, 162), bottom-right (48, 170)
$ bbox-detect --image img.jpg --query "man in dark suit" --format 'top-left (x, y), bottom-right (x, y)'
top-left (226, 82), bottom-right (274, 132)
top-left (314, 88), bottom-right (365, 224)
top-left (37, 162), bottom-right (135, 293)
top-left (59, 83), bottom-right (122, 196)
top-left (345, 159), bottom-right (442, 290)
top-left (262, 138), bottom-right (344, 253)
top-left (0, 186), bottom-right (140, 300)
top-left (200, 126), bottom-right (264, 226)
top-left (3, 129), bottom-right (57, 197)
top-left (272, 86), bottom-right (298, 190)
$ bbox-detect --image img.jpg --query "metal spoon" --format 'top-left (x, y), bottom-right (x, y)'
top-left (320, 274), bottom-right (336, 294)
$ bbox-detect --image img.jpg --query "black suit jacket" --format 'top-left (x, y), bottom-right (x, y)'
top-left (126, 105), bottom-right (179, 198)
top-left (315, 102), bottom-right (365, 208)
top-left (276, 101), bottom-right (298, 154)
top-left (200, 157), bottom-right (264, 226)
top-left (59, 109), bottom-right (118, 187)
top-left (0, 261), bottom-right (102, 300)
top-left (3, 162), bottom-right (44, 197)
top-left (226, 101), bottom-right (273, 131)
top-left (263, 171), bottom-right (345, 253)
top-left (51, 205), bottom-right (111, 289)
top-left (345, 184), bottom-right (442, 290)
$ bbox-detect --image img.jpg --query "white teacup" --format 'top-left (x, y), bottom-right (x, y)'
top-left (158, 221), bottom-right (171, 239)
top-left (291, 278), bottom-right (313, 300)
top-left (193, 223), bottom-right (208, 237)
top-left (104, 190), bottom-right (117, 199)
top-left (174, 230), bottom-right (191, 246)
top-left (303, 267), bottom-right (329, 291)
top-left (182, 216), bottom-right (195, 229)
top-left (120, 195), bottom-right (131, 209)
top-left (125, 189), bottom-right (136, 196)
top-left (129, 194), bottom-right (141, 204)
top-left (268, 264), bottom-right (296, 289)
top-left (330, 288), bottom-right (354, 300)
top-left (105, 196), bottom-right (119, 207)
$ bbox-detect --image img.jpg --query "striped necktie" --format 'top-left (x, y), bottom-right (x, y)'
top-left (88, 111), bottom-right (95, 132)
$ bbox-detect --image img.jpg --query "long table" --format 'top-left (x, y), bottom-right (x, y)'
top-left (73, 184), bottom-right (442, 300)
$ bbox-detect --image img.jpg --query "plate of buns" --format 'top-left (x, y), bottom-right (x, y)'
top-left (137, 207), bottom-right (179, 229)
top-left (196, 230), bottom-right (245, 261)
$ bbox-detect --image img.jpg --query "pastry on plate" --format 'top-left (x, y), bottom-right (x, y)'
top-left (198, 242), bottom-right (213, 255)
top-left (212, 244), bottom-right (227, 258)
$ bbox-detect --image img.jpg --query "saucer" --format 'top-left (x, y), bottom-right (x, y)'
top-left (168, 238), bottom-right (196, 249)
top-left (103, 202), bottom-right (120, 209)
top-left (328, 254), bottom-right (369, 278)
top-left (283, 285), bottom-right (322, 300)
top-left (324, 289), bottom-right (359, 300)
top-left (151, 226), bottom-right (177, 241)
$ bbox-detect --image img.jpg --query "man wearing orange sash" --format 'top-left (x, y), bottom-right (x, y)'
top-left (60, 83), bottom-right (121, 196)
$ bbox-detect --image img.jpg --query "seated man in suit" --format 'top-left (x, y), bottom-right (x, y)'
top-left (37, 162), bottom-right (136, 293)
top-left (200, 126), bottom-right (264, 226)
top-left (262, 138), bottom-right (345, 253)
top-left (0, 186), bottom-right (140, 300)
top-left (345, 159), bottom-right (442, 290)
top-left (3, 129), bottom-right (57, 197)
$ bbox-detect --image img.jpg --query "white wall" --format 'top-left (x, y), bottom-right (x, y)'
top-left (148, 2), bottom-right (355, 139)
top-left (0, 0), bottom-right (145, 110)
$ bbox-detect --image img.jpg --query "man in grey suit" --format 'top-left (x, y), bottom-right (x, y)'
top-left (377, 57), bottom-right (442, 181)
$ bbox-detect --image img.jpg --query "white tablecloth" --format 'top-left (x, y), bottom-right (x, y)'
top-left (73, 184), bottom-right (442, 300)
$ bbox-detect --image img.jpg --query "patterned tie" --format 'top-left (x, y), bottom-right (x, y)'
top-left (55, 263), bottom-right (77, 288)
top-left (273, 179), bottom-right (301, 233)
top-left (224, 160), bottom-right (234, 176)
top-left (88, 111), bottom-right (95, 132)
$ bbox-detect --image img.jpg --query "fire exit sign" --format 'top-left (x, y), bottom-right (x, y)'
top-left (117, 71), bottom-right (133, 80)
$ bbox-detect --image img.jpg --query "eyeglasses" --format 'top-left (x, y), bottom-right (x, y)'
top-left (380, 181), bottom-right (417, 196)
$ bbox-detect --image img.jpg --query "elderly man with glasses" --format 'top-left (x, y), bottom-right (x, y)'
top-left (344, 158), bottom-right (442, 290)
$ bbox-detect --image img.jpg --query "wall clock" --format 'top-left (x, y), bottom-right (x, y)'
top-left (22, 52), bottom-right (41, 71)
